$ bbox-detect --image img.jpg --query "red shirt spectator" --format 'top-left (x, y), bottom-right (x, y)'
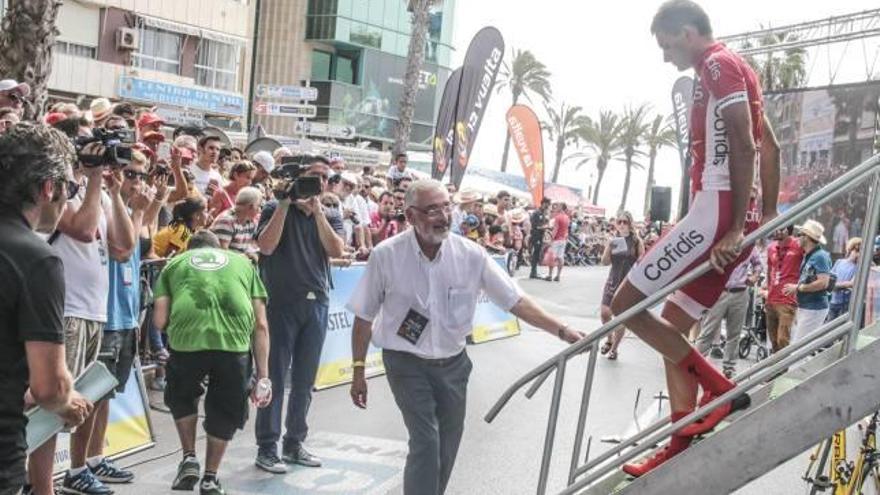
top-left (767, 236), bottom-right (803, 306)
top-left (552, 210), bottom-right (570, 242)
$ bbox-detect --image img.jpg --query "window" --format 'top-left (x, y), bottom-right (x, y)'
top-left (195, 39), bottom-right (240, 92)
top-left (335, 52), bottom-right (357, 84)
top-left (55, 40), bottom-right (97, 59)
top-left (311, 50), bottom-right (332, 80)
top-left (133, 26), bottom-right (182, 75)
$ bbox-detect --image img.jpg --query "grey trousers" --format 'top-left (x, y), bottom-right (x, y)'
top-left (383, 349), bottom-right (472, 495)
top-left (695, 289), bottom-right (749, 369)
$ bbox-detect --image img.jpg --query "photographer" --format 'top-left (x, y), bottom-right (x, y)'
top-left (0, 123), bottom-right (94, 495)
top-left (29, 122), bottom-right (136, 495)
top-left (370, 191), bottom-right (407, 245)
top-left (254, 155), bottom-right (345, 474)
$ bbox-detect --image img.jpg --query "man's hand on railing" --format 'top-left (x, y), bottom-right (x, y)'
top-left (558, 327), bottom-right (586, 344)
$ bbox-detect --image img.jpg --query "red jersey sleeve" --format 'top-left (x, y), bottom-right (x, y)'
top-left (701, 52), bottom-right (748, 111)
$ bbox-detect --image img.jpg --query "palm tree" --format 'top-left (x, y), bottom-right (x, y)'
top-left (642, 114), bottom-right (677, 218)
top-left (570, 110), bottom-right (623, 205)
top-left (0, 0), bottom-right (63, 120)
top-left (741, 31), bottom-right (807, 91)
top-left (393, 0), bottom-right (433, 155)
top-left (543, 102), bottom-right (585, 184)
top-left (615, 104), bottom-right (651, 213)
top-left (496, 49), bottom-right (552, 172)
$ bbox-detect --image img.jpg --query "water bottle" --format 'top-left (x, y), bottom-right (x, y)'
top-left (255, 378), bottom-right (271, 402)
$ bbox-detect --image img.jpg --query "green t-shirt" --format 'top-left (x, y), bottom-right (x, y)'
top-left (154, 248), bottom-right (267, 352)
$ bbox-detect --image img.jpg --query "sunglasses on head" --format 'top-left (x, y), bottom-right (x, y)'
top-left (123, 170), bottom-right (148, 181)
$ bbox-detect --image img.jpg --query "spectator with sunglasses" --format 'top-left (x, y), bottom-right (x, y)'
top-left (253, 155), bottom-right (345, 474)
top-left (0, 79), bottom-right (29, 117)
top-left (0, 123), bottom-right (94, 495)
top-left (764, 225), bottom-right (804, 352)
top-left (599, 212), bottom-right (644, 360)
top-left (87, 150), bottom-right (167, 486)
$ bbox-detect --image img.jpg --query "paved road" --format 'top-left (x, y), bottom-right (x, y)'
top-left (112, 266), bottom-right (809, 494)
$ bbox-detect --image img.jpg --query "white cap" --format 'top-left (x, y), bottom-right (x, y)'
top-left (340, 172), bottom-right (359, 185)
top-left (0, 79), bottom-right (30, 96)
top-left (253, 151), bottom-right (274, 173)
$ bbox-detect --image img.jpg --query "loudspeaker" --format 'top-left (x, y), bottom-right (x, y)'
top-left (650, 186), bottom-right (672, 223)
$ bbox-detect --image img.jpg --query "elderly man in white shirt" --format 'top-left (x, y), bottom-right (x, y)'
top-left (347, 179), bottom-right (584, 495)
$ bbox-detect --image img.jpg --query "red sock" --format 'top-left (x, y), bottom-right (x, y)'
top-left (669, 411), bottom-right (693, 452)
top-left (676, 347), bottom-right (735, 395)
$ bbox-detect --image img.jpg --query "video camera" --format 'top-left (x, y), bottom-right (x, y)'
top-left (271, 155), bottom-right (323, 200)
top-left (74, 128), bottom-right (135, 167)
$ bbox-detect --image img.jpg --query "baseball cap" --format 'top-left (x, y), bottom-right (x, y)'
top-left (137, 112), bottom-right (165, 129)
top-left (141, 131), bottom-right (165, 143)
top-left (44, 112), bottom-right (67, 126)
top-left (0, 79), bottom-right (30, 96)
top-left (252, 150), bottom-right (274, 174)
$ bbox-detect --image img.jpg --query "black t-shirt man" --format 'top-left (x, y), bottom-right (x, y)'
top-left (0, 209), bottom-right (65, 488)
top-left (257, 201), bottom-right (344, 304)
top-left (531, 208), bottom-right (549, 240)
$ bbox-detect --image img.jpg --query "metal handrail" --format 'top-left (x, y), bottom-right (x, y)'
top-left (485, 152), bottom-right (880, 494)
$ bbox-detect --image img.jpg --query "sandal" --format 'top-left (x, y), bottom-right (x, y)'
top-left (608, 350), bottom-right (618, 360)
top-left (600, 340), bottom-right (612, 355)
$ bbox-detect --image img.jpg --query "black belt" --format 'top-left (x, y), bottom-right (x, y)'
top-left (727, 287), bottom-right (747, 293)
top-left (384, 349), bottom-right (465, 367)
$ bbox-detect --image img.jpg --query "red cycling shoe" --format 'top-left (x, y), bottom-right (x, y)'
top-left (678, 391), bottom-right (751, 437)
top-left (622, 438), bottom-right (691, 478)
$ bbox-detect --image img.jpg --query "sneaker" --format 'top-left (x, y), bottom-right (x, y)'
top-left (282, 444), bottom-right (322, 467)
top-left (90, 458), bottom-right (134, 484)
top-left (255, 449), bottom-right (287, 474)
top-left (722, 366), bottom-right (735, 379)
top-left (60, 469), bottom-right (113, 495)
top-left (709, 346), bottom-right (724, 359)
top-left (171, 456), bottom-right (201, 491)
top-left (199, 478), bottom-right (225, 495)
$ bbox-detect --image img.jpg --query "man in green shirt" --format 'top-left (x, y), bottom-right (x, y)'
top-left (154, 231), bottom-right (270, 495)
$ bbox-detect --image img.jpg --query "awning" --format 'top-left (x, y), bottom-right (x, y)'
top-left (138, 14), bottom-right (247, 46)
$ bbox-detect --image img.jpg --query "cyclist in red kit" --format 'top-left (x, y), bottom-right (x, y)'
top-left (610, 0), bottom-right (781, 477)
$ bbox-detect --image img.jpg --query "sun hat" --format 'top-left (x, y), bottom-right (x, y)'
top-left (453, 189), bottom-right (482, 204)
top-left (0, 79), bottom-right (30, 96)
top-left (89, 97), bottom-right (112, 123)
top-left (795, 219), bottom-right (827, 245)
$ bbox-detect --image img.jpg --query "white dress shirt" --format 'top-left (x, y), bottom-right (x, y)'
top-left (347, 229), bottom-right (523, 359)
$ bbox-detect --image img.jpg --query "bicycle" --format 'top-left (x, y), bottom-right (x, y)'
top-left (803, 411), bottom-right (880, 494)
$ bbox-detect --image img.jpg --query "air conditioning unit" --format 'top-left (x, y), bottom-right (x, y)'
top-left (116, 27), bottom-right (139, 51)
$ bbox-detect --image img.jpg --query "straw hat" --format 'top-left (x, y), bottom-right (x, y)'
top-left (509, 208), bottom-right (527, 224)
top-left (89, 98), bottom-right (112, 123)
top-left (795, 219), bottom-right (827, 245)
top-left (454, 189), bottom-right (482, 205)
top-left (483, 204), bottom-right (499, 217)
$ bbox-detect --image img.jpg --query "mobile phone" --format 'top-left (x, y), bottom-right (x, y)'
top-left (157, 142), bottom-right (171, 161)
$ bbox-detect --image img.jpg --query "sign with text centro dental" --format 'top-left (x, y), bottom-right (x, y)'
top-left (450, 26), bottom-right (505, 189)
top-left (256, 84), bottom-right (318, 101)
top-left (506, 104), bottom-right (544, 206)
top-left (254, 101), bottom-right (318, 118)
top-left (117, 76), bottom-right (244, 117)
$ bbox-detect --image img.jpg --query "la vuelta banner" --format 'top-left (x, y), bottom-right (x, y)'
top-left (506, 105), bottom-right (545, 206)
top-left (671, 75), bottom-right (694, 215)
top-left (432, 68), bottom-right (463, 181)
top-left (451, 26), bottom-right (505, 189)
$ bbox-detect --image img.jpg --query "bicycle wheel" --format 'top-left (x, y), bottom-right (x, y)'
top-left (756, 345), bottom-right (768, 361)
top-left (738, 334), bottom-right (753, 359)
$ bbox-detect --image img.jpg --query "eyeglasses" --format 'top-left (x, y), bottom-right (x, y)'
top-left (322, 202), bottom-right (340, 208)
top-left (410, 203), bottom-right (452, 218)
top-left (123, 170), bottom-right (148, 181)
top-left (617, 219), bottom-right (630, 225)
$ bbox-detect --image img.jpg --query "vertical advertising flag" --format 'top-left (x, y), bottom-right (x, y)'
top-left (450, 27), bottom-right (505, 189)
top-left (432, 68), bottom-right (463, 180)
top-left (506, 105), bottom-right (544, 206)
top-left (671, 76), bottom-right (695, 217)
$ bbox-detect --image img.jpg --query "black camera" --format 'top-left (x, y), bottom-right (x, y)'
top-left (271, 156), bottom-right (323, 200)
top-left (74, 128), bottom-right (135, 167)
top-left (393, 208), bottom-right (406, 223)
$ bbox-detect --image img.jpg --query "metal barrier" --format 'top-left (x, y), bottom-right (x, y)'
top-left (485, 153), bottom-right (880, 495)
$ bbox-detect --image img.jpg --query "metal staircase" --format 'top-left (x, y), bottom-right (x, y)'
top-left (485, 152), bottom-right (880, 495)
